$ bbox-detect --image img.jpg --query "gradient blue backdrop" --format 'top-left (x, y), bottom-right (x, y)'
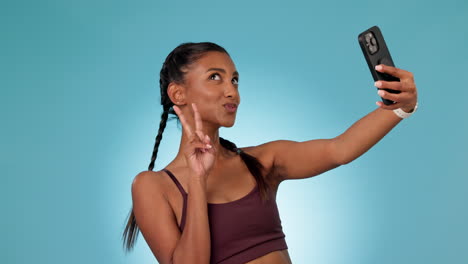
top-left (2, 0), bottom-right (467, 263)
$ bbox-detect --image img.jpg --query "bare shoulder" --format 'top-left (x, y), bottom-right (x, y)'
top-left (132, 170), bottom-right (166, 196)
top-left (240, 140), bottom-right (287, 184)
top-left (131, 170), bottom-right (181, 263)
top-left (242, 138), bottom-right (341, 181)
top-left (240, 140), bottom-right (290, 165)
top-left (241, 141), bottom-right (272, 160)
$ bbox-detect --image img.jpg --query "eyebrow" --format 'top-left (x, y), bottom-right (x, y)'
top-left (206, 68), bottom-right (239, 76)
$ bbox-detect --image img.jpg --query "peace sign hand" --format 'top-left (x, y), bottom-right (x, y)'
top-left (173, 103), bottom-right (216, 181)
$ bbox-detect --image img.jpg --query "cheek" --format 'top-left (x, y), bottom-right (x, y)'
top-left (186, 81), bottom-right (227, 115)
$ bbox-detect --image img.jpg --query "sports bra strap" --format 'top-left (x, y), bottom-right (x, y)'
top-left (162, 168), bottom-right (187, 231)
top-left (162, 168), bottom-right (187, 196)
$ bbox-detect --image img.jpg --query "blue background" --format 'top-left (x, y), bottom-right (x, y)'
top-left (2, 0), bottom-right (467, 263)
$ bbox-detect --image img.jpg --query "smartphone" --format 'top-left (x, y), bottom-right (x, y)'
top-left (358, 25), bottom-right (400, 105)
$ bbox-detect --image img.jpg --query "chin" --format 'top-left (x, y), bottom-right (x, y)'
top-left (222, 121), bottom-right (235, 128)
top-left (221, 118), bottom-right (236, 128)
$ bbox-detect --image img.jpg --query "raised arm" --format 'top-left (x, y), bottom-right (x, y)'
top-left (264, 64), bottom-right (418, 181)
top-left (132, 103), bottom-right (215, 263)
top-left (132, 170), bottom-right (211, 264)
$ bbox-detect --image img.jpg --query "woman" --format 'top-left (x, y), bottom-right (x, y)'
top-left (122, 42), bottom-right (418, 264)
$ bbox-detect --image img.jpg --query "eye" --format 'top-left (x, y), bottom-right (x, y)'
top-left (232, 77), bottom-right (239, 85)
top-left (210, 73), bottom-right (221, 81)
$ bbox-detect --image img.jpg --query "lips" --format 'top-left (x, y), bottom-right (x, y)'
top-left (224, 103), bottom-right (238, 112)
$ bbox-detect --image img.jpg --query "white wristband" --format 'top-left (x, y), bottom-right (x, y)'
top-left (393, 102), bottom-right (418, 119)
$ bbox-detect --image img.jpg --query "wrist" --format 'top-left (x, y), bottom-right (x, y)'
top-left (393, 102), bottom-right (418, 119)
top-left (401, 100), bottom-right (418, 113)
top-left (401, 106), bottom-right (415, 113)
top-left (189, 175), bottom-right (208, 188)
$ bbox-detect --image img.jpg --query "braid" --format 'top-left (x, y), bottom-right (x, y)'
top-left (123, 42), bottom-right (231, 253)
top-left (122, 208), bottom-right (138, 252)
top-left (219, 137), bottom-right (239, 153)
top-left (122, 105), bottom-right (171, 253)
top-left (148, 105), bottom-right (170, 171)
top-left (219, 137), bottom-right (271, 201)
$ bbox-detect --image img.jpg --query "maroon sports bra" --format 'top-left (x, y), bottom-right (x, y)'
top-left (162, 168), bottom-right (288, 264)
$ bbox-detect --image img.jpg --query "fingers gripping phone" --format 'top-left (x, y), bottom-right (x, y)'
top-left (358, 25), bottom-right (400, 105)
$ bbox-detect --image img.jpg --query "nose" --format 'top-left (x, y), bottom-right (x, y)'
top-left (224, 82), bottom-right (239, 99)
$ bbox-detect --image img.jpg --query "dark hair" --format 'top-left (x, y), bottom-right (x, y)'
top-left (122, 42), bottom-right (271, 252)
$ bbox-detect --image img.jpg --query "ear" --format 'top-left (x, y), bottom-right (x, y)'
top-left (167, 83), bottom-right (186, 106)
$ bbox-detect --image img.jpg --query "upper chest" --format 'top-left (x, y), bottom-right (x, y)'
top-left (166, 156), bottom-right (264, 204)
top-left (161, 145), bottom-right (280, 223)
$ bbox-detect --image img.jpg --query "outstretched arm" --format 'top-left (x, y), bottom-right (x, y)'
top-left (265, 64), bottom-right (418, 181)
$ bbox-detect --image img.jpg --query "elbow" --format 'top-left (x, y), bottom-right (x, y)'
top-left (171, 249), bottom-right (210, 264)
top-left (335, 150), bottom-right (353, 165)
top-left (338, 157), bottom-right (352, 165)
top-left (330, 138), bottom-right (351, 165)
top-left (171, 256), bottom-right (209, 264)
top-left (165, 256), bottom-right (174, 264)
top-left (333, 156), bottom-right (349, 166)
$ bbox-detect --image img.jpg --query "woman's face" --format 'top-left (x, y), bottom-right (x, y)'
top-left (182, 51), bottom-right (240, 128)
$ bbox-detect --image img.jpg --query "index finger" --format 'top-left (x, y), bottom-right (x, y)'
top-left (192, 103), bottom-right (203, 133)
top-left (173, 105), bottom-right (194, 138)
top-left (376, 64), bottom-right (412, 79)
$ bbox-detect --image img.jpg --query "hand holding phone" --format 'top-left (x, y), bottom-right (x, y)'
top-left (358, 26), bottom-right (400, 105)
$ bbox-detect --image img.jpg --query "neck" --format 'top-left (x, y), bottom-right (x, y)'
top-left (173, 122), bottom-right (233, 168)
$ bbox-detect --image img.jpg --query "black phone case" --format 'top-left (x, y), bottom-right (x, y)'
top-left (358, 25), bottom-right (400, 105)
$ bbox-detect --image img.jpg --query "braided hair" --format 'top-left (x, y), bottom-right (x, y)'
top-left (122, 42), bottom-right (271, 252)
